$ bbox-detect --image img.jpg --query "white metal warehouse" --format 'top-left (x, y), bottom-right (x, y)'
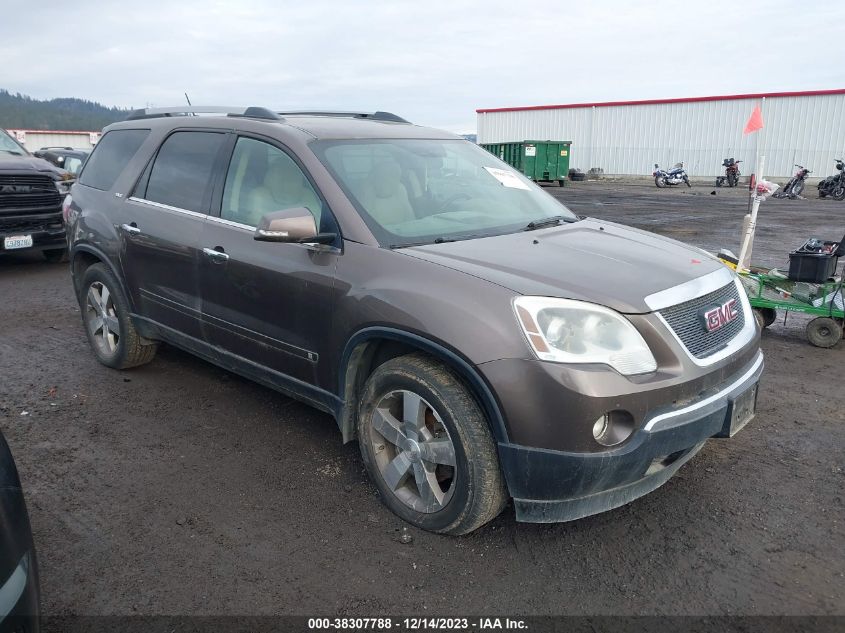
top-left (4, 129), bottom-right (100, 151)
top-left (476, 89), bottom-right (845, 180)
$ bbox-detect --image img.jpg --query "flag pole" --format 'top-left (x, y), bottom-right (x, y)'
top-left (738, 154), bottom-right (764, 272)
top-left (738, 103), bottom-right (764, 270)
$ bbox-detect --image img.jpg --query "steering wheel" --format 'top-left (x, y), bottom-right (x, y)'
top-left (436, 193), bottom-right (472, 213)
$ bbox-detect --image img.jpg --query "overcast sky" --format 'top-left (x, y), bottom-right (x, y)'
top-left (2, 0), bottom-right (841, 132)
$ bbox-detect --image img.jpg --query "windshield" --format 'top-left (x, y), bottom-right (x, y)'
top-left (0, 130), bottom-right (28, 155)
top-left (311, 138), bottom-right (576, 247)
top-left (62, 155), bottom-right (87, 175)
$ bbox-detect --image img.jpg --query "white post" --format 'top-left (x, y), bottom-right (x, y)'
top-left (737, 155), bottom-right (765, 272)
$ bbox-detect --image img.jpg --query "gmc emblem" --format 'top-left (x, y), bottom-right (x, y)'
top-left (700, 299), bottom-right (739, 332)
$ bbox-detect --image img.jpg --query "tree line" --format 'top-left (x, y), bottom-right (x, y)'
top-left (0, 89), bottom-right (128, 131)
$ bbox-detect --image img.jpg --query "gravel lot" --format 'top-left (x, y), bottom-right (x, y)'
top-left (0, 181), bottom-right (842, 619)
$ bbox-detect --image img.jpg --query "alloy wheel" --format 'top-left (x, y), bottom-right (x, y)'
top-left (85, 281), bottom-right (120, 355)
top-left (367, 390), bottom-right (457, 513)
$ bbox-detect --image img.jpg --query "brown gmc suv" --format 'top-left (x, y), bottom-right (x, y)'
top-left (65, 106), bottom-right (763, 534)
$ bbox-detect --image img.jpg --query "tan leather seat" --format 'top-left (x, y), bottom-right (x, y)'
top-left (359, 160), bottom-right (415, 226)
top-left (241, 159), bottom-right (322, 227)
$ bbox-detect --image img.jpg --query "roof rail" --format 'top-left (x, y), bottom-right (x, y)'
top-left (124, 106), bottom-right (282, 121)
top-left (276, 110), bottom-right (410, 123)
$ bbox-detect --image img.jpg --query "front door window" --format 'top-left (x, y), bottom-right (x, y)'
top-left (221, 137), bottom-right (323, 228)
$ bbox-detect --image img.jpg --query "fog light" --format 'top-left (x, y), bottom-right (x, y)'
top-left (592, 415), bottom-right (609, 440)
top-left (592, 410), bottom-right (636, 447)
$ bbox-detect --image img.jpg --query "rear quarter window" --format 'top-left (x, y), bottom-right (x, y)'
top-left (79, 129), bottom-right (150, 191)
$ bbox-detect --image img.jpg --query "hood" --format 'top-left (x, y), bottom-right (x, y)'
top-left (0, 153), bottom-right (65, 178)
top-left (401, 219), bottom-right (724, 314)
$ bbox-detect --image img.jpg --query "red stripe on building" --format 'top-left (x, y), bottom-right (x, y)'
top-left (4, 129), bottom-right (99, 134)
top-left (476, 88), bottom-right (845, 114)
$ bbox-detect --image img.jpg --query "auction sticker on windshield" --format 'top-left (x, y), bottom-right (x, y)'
top-left (4, 235), bottom-right (33, 250)
top-left (483, 166), bottom-right (531, 190)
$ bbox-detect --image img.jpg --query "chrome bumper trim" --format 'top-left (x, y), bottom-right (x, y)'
top-left (643, 352), bottom-right (764, 431)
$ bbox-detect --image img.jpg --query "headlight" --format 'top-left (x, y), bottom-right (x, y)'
top-left (513, 296), bottom-right (657, 375)
top-left (54, 178), bottom-right (73, 194)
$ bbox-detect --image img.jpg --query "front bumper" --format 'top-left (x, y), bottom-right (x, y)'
top-left (497, 351), bottom-right (764, 523)
top-left (0, 212), bottom-right (66, 255)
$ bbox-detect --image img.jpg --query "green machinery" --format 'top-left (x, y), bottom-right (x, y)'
top-left (481, 140), bottom-right (572, 186)
top-left (738, 271), bottom-right (844, 348)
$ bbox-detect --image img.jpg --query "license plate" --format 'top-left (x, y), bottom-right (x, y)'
top-left (729, 385), bottom-right (757, 436)
top-left (4, 235), bottom-right (33, 250)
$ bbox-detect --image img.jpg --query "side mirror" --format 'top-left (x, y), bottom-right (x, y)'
top-left (253, 207), bottom-right (336, 245)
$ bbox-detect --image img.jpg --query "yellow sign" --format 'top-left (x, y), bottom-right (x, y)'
top-left (560, 150), bottom-right (568, 156)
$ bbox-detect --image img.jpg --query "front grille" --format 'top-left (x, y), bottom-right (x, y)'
top-left (659, 282), bottom-right (745, 359)
top-left (0, 174), bottom-right (62, 211)
top-left (0, 214), bottom-right (63, 232)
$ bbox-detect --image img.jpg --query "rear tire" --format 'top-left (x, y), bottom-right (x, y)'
top-left (806, 317), bottom-right (842, 348)
top-left (78, 263), bottom-right (158, 369)
top-left (357, 353), bottom-right (507, 535)
top-left (655, 176), bottom-right (665, 188)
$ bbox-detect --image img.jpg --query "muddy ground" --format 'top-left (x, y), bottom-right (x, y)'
top-left (0, 181), bottom-right (842, 618)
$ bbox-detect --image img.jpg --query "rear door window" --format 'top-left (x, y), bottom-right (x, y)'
top-left (142, 131), bottom-right (227, 213)
top-left (78, 129), bottom-right (149, 191)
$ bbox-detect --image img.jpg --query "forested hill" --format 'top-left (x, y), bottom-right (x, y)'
top-left (0, 90), bottom-right (128, 130)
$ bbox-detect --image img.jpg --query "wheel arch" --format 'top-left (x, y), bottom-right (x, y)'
top-left (70, 245), bottom-right (127, 303)
top-left (337, 327), bottom-right (510, 446)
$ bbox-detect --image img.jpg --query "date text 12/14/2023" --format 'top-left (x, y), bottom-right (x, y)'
top-left (307, 617), bottom-right (528, 630)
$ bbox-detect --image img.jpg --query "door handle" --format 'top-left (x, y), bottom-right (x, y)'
top-left (202, 247), bottom-right (229, 263)
top-left (120, 223), bottom-right (141, 235)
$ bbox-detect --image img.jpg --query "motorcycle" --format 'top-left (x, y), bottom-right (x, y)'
top-left (817, 158), bottom-right (845, 201)
top-left (773, 164), bottom-right (812, 199)
top-left (653, 162), bottom-right (690, 188)
top-left (716, 158), bottom-right (742, 187)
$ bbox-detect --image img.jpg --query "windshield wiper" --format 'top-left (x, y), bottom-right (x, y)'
top-left (0, 149), bottom-right (24, 155)
top-left (524, 215), bottom-right (575, 231)
top-left (390, 234), bottom-right (479, 249)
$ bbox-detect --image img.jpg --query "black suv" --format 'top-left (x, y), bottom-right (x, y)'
top-left (33, 147), bottom-right (90, 176)
top-left (0, 129), bottom-right (73, 261)
top-left (65, 106), bottom-right (762, 534)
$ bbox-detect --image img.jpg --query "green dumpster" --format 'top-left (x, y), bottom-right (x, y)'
top-left (481, 140), bottom-right (572, 186)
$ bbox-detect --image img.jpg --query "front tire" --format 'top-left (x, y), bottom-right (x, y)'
top-left (832, 185), bottom-right (845, 201)
top-left (791, 180), bottom-right (805, 197)
top-left (78, 263), bottom-right (158, 369)
top-left (727, 172), bottom-right (737, 187)
top-left (753, 307), bottom-right (777, 329)
top-left (357, 353), bottom-right (507, 535)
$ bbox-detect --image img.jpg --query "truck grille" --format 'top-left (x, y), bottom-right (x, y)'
top-left (0, 175), bottom-right (62, 211)
top-left (659, 282), bottom-right (745, 359)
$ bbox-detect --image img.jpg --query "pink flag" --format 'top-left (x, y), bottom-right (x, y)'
top-left (743, 105), bottom-right (764, 135)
